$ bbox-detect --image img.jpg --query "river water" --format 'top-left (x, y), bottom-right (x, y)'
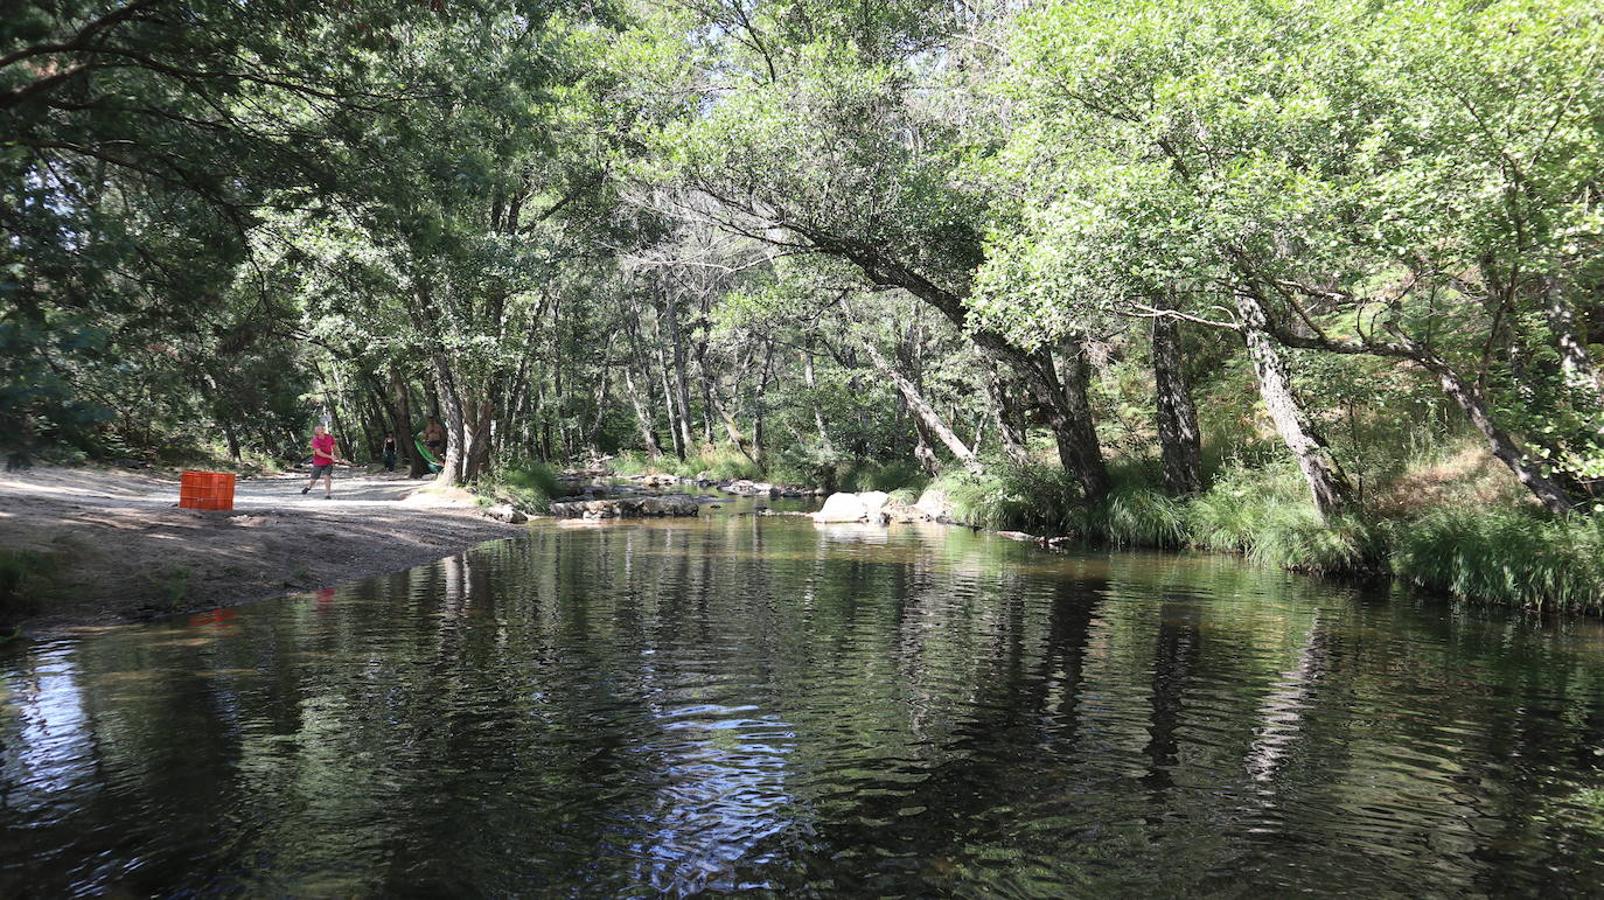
top-left (3, 513), bottom-right (1604, 895)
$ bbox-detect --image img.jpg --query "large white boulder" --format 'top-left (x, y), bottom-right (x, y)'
top-left (812, 492), bottom-right (868, 523)
top-left (858, 491), bottom-right (890, 524)
top-left (812, 491), bottom-right (892, 524)
top-left (914, 488), bottom-right (954, 522)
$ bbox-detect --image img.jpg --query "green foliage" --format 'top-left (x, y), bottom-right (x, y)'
top-left (606, 447), bottom-right (763, 483)
top-left (484, 461), bottom-right (562, 513)
top-left (0, 549), bottom-right (59, 623)
top-left (1391, 510), bottom-right (1604, 616)
top-left (934, 464), bottom-right (1085, 534)
top-left (606, 451), bottom-right (656, 477)
top-left (838, 460), bottom-right (929, 494)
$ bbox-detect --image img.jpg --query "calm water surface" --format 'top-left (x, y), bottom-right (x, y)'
top-left (3, 514), bottom-right (1604, 896)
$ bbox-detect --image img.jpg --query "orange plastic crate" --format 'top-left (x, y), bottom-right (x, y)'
top-left (179, 471), bottom-right (235, 511)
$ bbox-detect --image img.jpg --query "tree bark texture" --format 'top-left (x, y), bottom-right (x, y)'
top-left (1233, 290), bottom-right (1352, 521)
top-left (861, 340), bottom-right (981, 473)
top-left (1152, 314), bottom-right (1203, 495)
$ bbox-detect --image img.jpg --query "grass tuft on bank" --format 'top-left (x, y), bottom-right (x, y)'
top-left (481, 460), bottom-right (561, 513)
top-left (0, 548), bottom-right (62, 628)
top-left (1390, 509), bottom-right (1604, 615)
top-left (927, 450), bottom-right (1603, 615)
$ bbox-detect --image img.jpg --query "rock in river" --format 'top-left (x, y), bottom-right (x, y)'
top-left (550, 494), bottom-right (699, 519)
top-left (812, 490), bottom-right (891, 524)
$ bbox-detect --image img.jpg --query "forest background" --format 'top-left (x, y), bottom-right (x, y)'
top-left (4, 0), bottom-right (1603, 611)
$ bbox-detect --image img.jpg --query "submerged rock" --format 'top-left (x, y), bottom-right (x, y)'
top-left (812, 490), bottom-right (892, 524)
top-left (549, 495), bottom-right (699, 519)
top-left (812, 492), bottom-right (869, 523)
top-left (485, 504), bottom-right (528, 524)
top-left (914, 488), bottom-right (955, 523)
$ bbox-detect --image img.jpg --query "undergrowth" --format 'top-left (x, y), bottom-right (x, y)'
top-left (928, 452), bottom-right (1599, 613)
top-left (0, 549), bottom-right (60, 626)
top-left (483, 460), bottom-right (561, 513)
top-left (1390, 508), bottom-right (1604, 615)
top-left (610, 447), bottom-right (762, 482)
top-left (610, 445), bottom-right (927, 493)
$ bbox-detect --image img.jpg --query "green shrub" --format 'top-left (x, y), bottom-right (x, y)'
top-left (768, 440), bottom-right (844, 490)
top-left (1391, 508), bottom-right (1604, 615)
top-left (934, 463), bottom-right (1083, 534)
top-left (486, 460), bottom-right (561, 513)
top-left (0, 549), bottom-right (60, 624)
top-left (1096, 483), bottom-right (1189, 549)
top-left (607, 450), bottom-right (655, 476)
top-left (839, 459), bottom-right (929, 494)
top-left (608, 446), bottom-right (763, 482)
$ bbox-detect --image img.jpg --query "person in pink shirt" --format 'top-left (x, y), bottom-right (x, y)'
top-left (301, 424), bottom-right (343, 498)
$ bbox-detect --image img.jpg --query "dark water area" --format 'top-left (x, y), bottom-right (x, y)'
top-left (4, 514), bottom-right (1604, 896)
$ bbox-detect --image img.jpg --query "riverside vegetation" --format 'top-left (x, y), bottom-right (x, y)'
top-left (4, 0), bottom-right (1604, 613)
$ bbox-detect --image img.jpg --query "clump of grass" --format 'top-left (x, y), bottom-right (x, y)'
top-left (839, 459), bottom-right (929, 494)
top-left (1390, 508), bottom-right (1604, 615)
top-left (485, 460), bottom-right (561, 513)
top-left (933, 463), bottom-right (1084, 534)
top-left (887, 487), bottom-right (920, 506)
top-left (608, 446), bottom-right (763, 482)
top-left (1185, 460), bottom-right (1375, 574)
top-left (0, 549), bottom-right (60, 623)
top-left (1096, 482), bottom-right (1189, 549)
top-left (695, 447), bottom-right (763, 482)
top-left (606, 450), bottom-right (655, 476)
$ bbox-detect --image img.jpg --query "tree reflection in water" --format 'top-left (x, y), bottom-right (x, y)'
top-left (1, 518), bottom-right (1603, 895)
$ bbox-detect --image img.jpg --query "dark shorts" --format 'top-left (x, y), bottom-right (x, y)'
top-left (311, 463), bottom-right (334, 479)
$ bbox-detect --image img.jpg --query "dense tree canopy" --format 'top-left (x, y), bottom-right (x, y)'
top-left (4, 0), bottom-right (1602, 550)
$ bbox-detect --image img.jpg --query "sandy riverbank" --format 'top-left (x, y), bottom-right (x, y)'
top-left (0, 466), bottom-right (525, 634)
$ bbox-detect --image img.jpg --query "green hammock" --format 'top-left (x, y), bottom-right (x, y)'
top-left (414, 437), bottom-right (443, 473)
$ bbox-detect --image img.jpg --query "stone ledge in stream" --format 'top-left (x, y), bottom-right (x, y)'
top-left (811, 488), bottom-right (961, 526)
top-left (549, 495), bottom-right (701, 519)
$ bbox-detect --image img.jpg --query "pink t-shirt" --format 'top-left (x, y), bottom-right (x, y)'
top-left (312, 433), bottom-right (336, 465)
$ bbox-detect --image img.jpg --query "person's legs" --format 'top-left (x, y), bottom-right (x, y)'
top-left (323, 468), bottom-right (333, 498)
top-left (302, 467), bottom-right (317, 494)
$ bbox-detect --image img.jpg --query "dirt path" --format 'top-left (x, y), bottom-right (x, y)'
top-left (0, 466), bottom-right (525, 634)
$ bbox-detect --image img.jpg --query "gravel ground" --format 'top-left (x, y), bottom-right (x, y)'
top-left (0, 465), bottom-right (525, 634)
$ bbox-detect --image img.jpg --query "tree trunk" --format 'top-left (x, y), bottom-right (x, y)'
top-left (462, 398), bottom-right (492, 482)
top-left (390, 368), bottom-right (425, 478)
top-left (429, 352), bottom-right (467, 486)
top-left (712, 396), bottom-right (756, 462)
top-left (753, 339), bottom-right (774, 463)
top-left (1421, 353), bottom-right (1575, 515)
top-left (1152, 313), bottom-right (1204, 495)
top-left (587, 364), bottom-right (611, 457)
top-left (1234, 290), bottom-right (1352, 521)
top-left (911, 418), bottom-right (940, 476)
top-left (654, 320), bottom-right (686, 460)
top-left (803, 342), bottom-right (833, 453)
top-left (1546, 276), bottom-right (1604, 407)
top-left (862, 340), bottom-right (981, 473)
top-left (1043, 341), bottom-right (1109, 500)
top-left (623, 366), bottom-right (663, 459)
top-left (221, 419), bottom-right (241, 463)
top-left (985, 367), bottom-right (1030, 465)
top-left (661, 292), bottom-right (696, 455)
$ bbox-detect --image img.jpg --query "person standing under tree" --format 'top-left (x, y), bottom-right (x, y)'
top-left (423, 416), bottom-right (447, 460)
top-left (301, 424), bottom-right (342, 498)
top-left (383, 434), bottom-right (397, 472)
